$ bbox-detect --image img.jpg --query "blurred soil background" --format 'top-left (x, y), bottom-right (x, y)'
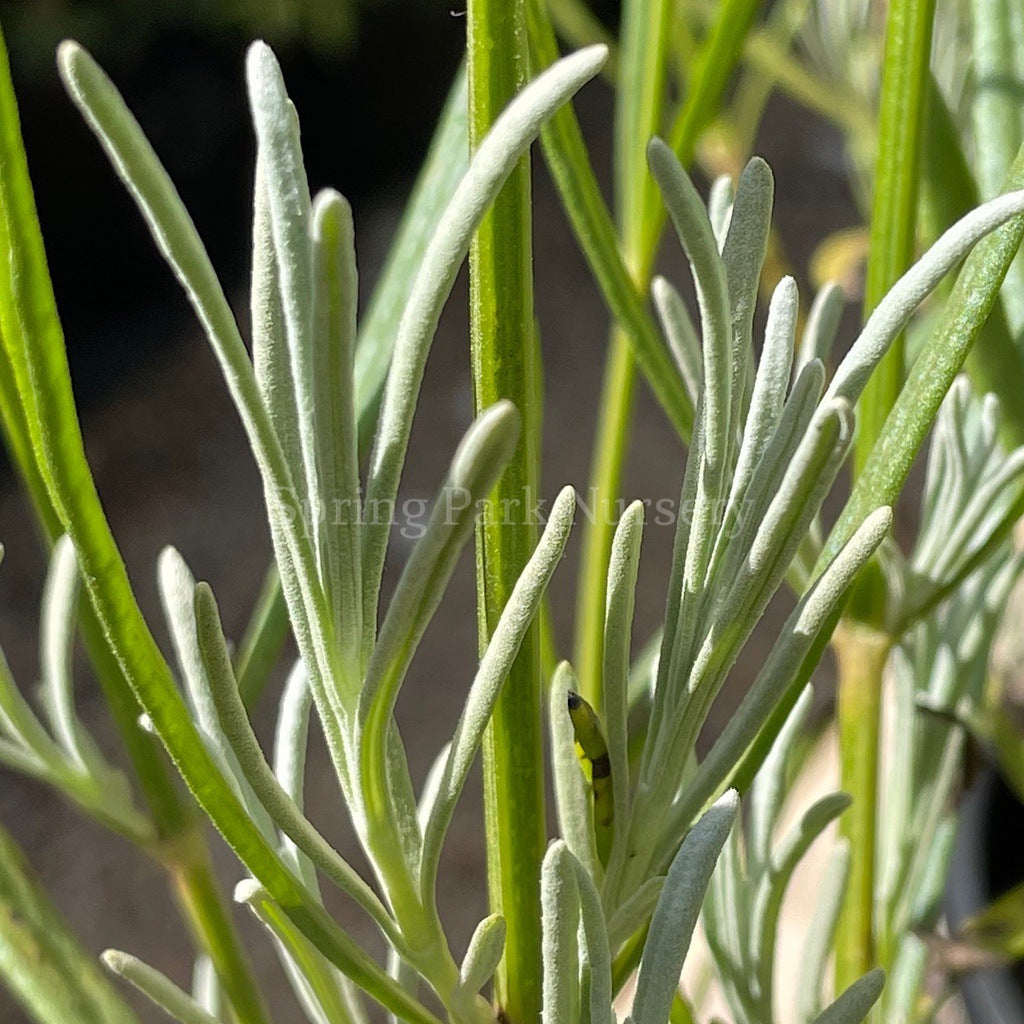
top-left (0, 1), bottom-right (859, 1020)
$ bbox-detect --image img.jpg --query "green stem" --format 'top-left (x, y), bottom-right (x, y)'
top-left (833, 623), bottom-right (891, 995)
top-left (573, 0), bottom-right (672, 709)
top-left (574, 340), bottom-right (637, 708)
top-left (526, 0), bottom-right (694, 441)
top-left (648, 0), bottom-right (762, 248)
top-left (741, 33), bottom-right (873, 141)
top-left (467, 1), bottom-right (545, 1021)
top-left (836, 0), bottom-right (934, 998)
top-left (969, 0), bottom-right (1024, 336)
top-left (679, 0), bottom-right (872, 144)
top-left (854, 0), bottom-right (936, 479)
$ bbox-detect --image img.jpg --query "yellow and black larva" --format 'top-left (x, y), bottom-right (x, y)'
top-left (567, 690), bottom-right (614, 865)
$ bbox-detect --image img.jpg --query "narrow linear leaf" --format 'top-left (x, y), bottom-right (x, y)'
top-left (824, 149), bottom-right (1024, 568)
top-left (420, 487), bottom-right (576, 901)
top-left (606, 876), bottom-right (665, 952)
top-left (797, 841), bottom-right (852, 1024)
top-left (361, 45), bottom-right (607, 635)
top-left (192, 581), bottom-right (400, 947)
top-left (311, 189), bottom-right (362, 668)
top-left (571, 853), bottom-right (615, 1024)
top-left (0, 599), bottom-right (68, 764)
top-left (235, 881), bottom-right (366, 1024)
top-left (460, 914), bottom-right (506, 995)
top-left (359, 402), bottom-right (520, 848)
top-left (631, 792), bottom-right (739, 1024)
top-left (708, 176), bottom-right (735, 248)
top-left (662, 508), bottom-right (892, 858)
top-left (647, 138), bottom-right (732, 469)
top-left (158, 550), bottom-right (255, 774)
top-left (541, 841), bottom-right (580, 1024)
top-left (749, 792), bottom-right (852, 994)
top-left (656, 401), bottom-right (853, 787)
top-left (271, 661), bottom-right (322, 894)
top-left (717, 275), bottom-right (798, 561)
top-left (798, 283), bottom-right (844, 373)
top-left (191, 957), bottom-right (220, 1019)
top-left (652, 276), bottom-right (702, 403)
top-left (711, 359), bottom-right (825, 583)
top-left (720, 157), bottom-right (774, 410)
top-left (355, 64), bottom-right (468, 443)
top-left (58, 42), bottom-right (345, 747)
top-left (385, 947), bottom-right (420, 1024)
top-left (603, 501), bottom-right (643, 868)
top-left (234, 567), bottom-right (289, 711)
top-left (102, 951), bottom-right (217, 1024)
top-left (811, 968), bottom-right (885, 1024)
top-left (274, 661), bottom-right (313, 808)
top-left (4, 37), bottom-right (400, 1024)
top-left (825, 187), bottom-right (1024, 409)
top-left (251, 133), bottom-right (298, 491)
top-left (38, 535), bottom-right (87, 768)
top-left (247, 42), bottom-right (319, 517)
top-left (747, 686), bottom-right (814, 876)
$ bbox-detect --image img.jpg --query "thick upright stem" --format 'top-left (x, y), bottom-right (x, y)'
top-left (836, 0), bottom-right (933, 998)
top-left (833, 622), bottom-right (891, 997)
top-left (574, 338), bottom-right (636, 707)
top-left (467, 2), bottom-right (545, 1020)
top-left (573, 0), bottom-right (671, 708)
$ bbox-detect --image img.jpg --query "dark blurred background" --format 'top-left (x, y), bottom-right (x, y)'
top-left (0, 2), bottom-right (858, 1020)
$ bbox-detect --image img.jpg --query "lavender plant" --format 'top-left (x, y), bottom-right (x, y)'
top-left (0, 2), bottom-right (1023, 1024)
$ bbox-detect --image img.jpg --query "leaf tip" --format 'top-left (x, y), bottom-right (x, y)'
top-left (646, 136), bottom-right (674, 176)
top-left (233, 878), bottom-right (263, 905)
top-left (450, 400), bottom-right (521, 490)
top-left (312, 187), bottom-right (353, 239)
top-left (245, 39), bottom-right (286, 112)
top-left (551, 484), bottom-right (577, 523)
top-left (622, 498), bottom-right (645, 528)
top-left (56, 38), bottom-right (97, 99)
top-left (718, 787), bottom-right (740, 815)
top-left (192, 580), bottom-right (221, 637)
top-left (576, 43), bottom-right (610, 77)
top-left (100, 949), bottom-right (130, 975)
top-left (741, 155), bottom-right (774, 192)
top-left (155, 544), bottom-right (184, 583)
top-left (56, 38), bottom-right (84, 75)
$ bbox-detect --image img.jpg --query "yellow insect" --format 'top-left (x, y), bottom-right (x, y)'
top-left (567, 690), bottom-right (613, 865)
